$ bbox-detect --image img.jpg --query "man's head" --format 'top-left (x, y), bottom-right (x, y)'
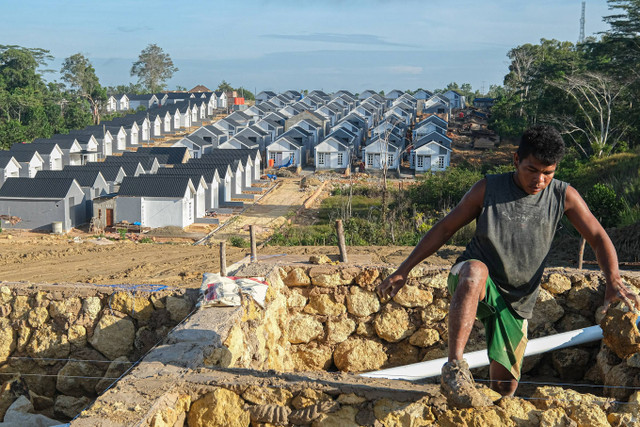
top-left (513, 125), bottom-right (565, 195)
top-left (517, 125), bottom-right (565, 166)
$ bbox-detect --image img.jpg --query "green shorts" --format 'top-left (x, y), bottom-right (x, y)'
top-left (448, 262), bottom-right (528, 379)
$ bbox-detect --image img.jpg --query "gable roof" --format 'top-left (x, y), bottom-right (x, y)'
top-left (135, 146), bottom-right (189, 164)
top-left (0, 150), bottom-right (42, 163)
top-left (10, 142), bottom-right (60, 155)
top-left (118, 176), bottom-right (193, 198)
top-left (35, 169), bottom-right (104, 187)
top-left (0, 177), bottom-right (78, 199)
top-left (65, 164), bottom-right (124, 181)
top-left (189, 85), bottom-right (211, 93)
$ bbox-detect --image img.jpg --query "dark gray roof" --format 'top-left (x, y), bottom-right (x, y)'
top-left (118, 176), bottom-right (192, 198)
top-left (10, 142), bottom-right (58, 155)
top-left (184, 135), bottom-right (210, 148)
top-left (0, 150), bottom-right (40, 163)
top-left (35, 169), bottom-right (103, 187)
top-left (33, 138), bottom-right (78, 150)
top-left (0, 177), bottom-right (77, 199)
top-left (64, 164), bottom-right (124, 181)
top-left (107, 155), bottom-right (164, 169)
top-left (126, 93), bottom-right (156, 101)
top-left (201, 125), bottom-right (225, 136)
top-left (134, 147), bottom-right (188, 164)
top-left (155, 168), bottom-right (211, 184)
top-left (0, 154), bottom-right (16, 168)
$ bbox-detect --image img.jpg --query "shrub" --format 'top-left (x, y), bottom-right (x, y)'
top-left (229, 236), bottom-right (250, 248)
top-left (584, 183), bottom-right (625, 228)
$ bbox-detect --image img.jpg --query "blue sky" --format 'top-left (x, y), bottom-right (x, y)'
top-left (1, 0), bottom-right (612, 94)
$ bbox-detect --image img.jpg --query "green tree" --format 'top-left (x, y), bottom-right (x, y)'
top-left (217, 80), bottom-right (233, 92)
top-left (61, 53), bottom-right (107, 124)
top-left (130, 44), bottom-right (178, 93)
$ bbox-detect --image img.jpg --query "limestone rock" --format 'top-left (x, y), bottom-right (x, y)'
top-left (29, 390), bottom-right (54, 411)
top-left (165, 296), bottom-right (193, 322)
top-left (54, 394), bottom-right (91, 419)
top-left (538, 408), bottom-right (576, 427)
top-left (551, 348), bottom-right (591, 380)
top-left (603, 362), bottom-right (640, 401)
top-left (89, 313), bottom-right (135, 359)
top-left (566, 403), bottom-right (609, 427)
top-left (248, 403), bottom-right (291, 424)
top-left (386, 341), bottom-right (420, 367)
top-left (311, 404), bottom-right (356, 427)
top-left (438, 407), bottom-right (515, 427)
top-left (556, 313), bottom-right (592, 332)
top-left (325, 317), bottom-right (356, 344)
top-left (49, 297), bottom-right (82, 326)
top-left (3, 395), bottom-right (60, 427)
top-left (288, 314), bottom-right (324, 344)
top-left (531, 386), bottom-right (612, 414)
top-left (68, 325), bottom-right (87, 349)
top-left (310, 269), bottom-right (344, 288)
top-left (374, 303), bottom-right (414, 342)
top-left (27, 306), bottom-right (49, 328)
top-left (600, 305), bottom-right (640, 359)
top-left (292, 343), bottom-right (333, 371)
top-left (354, 268), bottom-right (380, 289)
top-left (496, 397), bottom-right (541, 427)
top-left (566, 283), bottom-right (602, 314)
top-left (356, 321), bottom-right (376, 337)
top-left (242, 386), bottom-right (293, 406)
top-left (150, 294), bottom-right (165, 310)
top-left (26, 324), bottom-right (70, 365)
top-left (187, 388), bottom-right (249, 427)
top-left (373, 397), bottom-right (435, 426)
top-left (284, 267), bottom-right (311, 287)
top-left (56, 356), bottom-right (107, 397)
top-left (291, 388), bottom-right (333, 410)
top-left (222, 324), bottom-right (244, 367)
top-left (337, 394), bottom-right (366, 405)
top-left (420, 299), bottom-right (449, 323)
top-left (309, 255), bottom-right (331, 265)
top-left (202, 347), bottom-right (232, 368)
top-left (542, 273), bottom-right (572, 295)
top-left (333, 338), bottom-right (386, 372)
top-left (0, 286), bottom-right (12, 304)
top-left (528, 289), bottom-right (564, 332)
top-left (393, 284), bottom-right (433, 308)
top-left (304, 294), bottom-right (346, 317)
top-left (109, 292), bottom-right (154, 321)
top-left (11, 295), bottom-right (29, 320)
top-left (82, 297), bottom-right (102, 319)
top-left (0, 317), bottom-right (16, 363)
top-left (409, 328), bottom-right (440, 348)
top-left (95, 356), bottom-right (130, 394)
top-left (346, 286), bottom-right (380, 317)
top-left (0, 377), bottom-right (28, 421)
top-left (15, 323), bottom-right (30, 353)
top-left (287, 290), bottom-right (307, 309)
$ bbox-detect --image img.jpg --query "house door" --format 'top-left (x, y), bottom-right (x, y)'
top-left (275, 152), bottom-right (282, 166)
top-left (105, 209), bottom-right (114, 227)
top-left (373, 154), bottom-right (381, 168)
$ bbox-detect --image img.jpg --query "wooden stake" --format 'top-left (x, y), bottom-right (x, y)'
top-left (250, 225), bottom-right (257, 262)
top-left (220, 241), bottom-right (227, 276)
top-left (336, 220), bottom-right (348, 263)
top-left (577, 237), bottom-right (586, 269)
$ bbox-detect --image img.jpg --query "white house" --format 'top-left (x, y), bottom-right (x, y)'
top-left (116, 176), bottom-right (197, 228)
top-left (0, 154), bottom-right (21, 185)
top-left (314, 136), bottom-right (351, 170)
top-left (362, 137), bottom-right (401, 170)
top-left (410, 132), bottom-right (452, 173)
top-left (266, 136), bottom-right (304, 168)
top-left (443, 90), bottom-right (466, 110)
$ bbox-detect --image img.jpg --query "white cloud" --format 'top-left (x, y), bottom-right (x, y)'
top-left (387, 65), bottom-right (423, 75)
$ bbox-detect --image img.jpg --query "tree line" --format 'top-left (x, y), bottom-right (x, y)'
top-left (489, 0), bottom-right (640, 158)
top-left (0, 43), bottom-right (251, 150)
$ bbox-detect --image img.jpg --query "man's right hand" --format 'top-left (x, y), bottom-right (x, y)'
top-left (376, 271), bottom-right (407, 301)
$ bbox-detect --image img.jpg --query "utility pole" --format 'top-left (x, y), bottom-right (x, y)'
top-left (578, 1), bottom-right (586, 44)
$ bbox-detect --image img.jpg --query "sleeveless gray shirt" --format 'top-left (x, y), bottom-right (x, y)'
top-left (457, 172), bottom-right (568, 319)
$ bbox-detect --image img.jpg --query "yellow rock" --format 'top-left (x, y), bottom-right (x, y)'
top-left (288, 314), bottom-right (324, 344)
top-left (438, 406), bottom-right (515, 427)
top-left (409, 328), bottom-right (440, 348)
top-left (292, 388), bottom-right (333, 409)
top-left (325, 317), bottom-right (356, 344)
top-left (393, 285), bottom-right (433, 308)
top-left (346, 286), bottom-right (380, 317)
top-left (287, 290), bottom-right (307, 309)
top-left (10, 296), bottom-right (29, 320)
top-left (337, 393), bottom-right (366, 405)
top-left (292, 343), bottom-right (333, 371)
top-left (223, 324), bottom-right (244, 367)
top-left (333, 338), bottom-right (386, 372)
top-left (420, 299), bottom-right (449, 323)
top-left (187, 388), bottom-right (250, 427)
top-left (374, 303), bottom-right (414, 342)
top-left (304, 294), bottom-right (346, 317)
top-left (0, 318), bottom-right (16, 363)
top-left (537, 408), bottom-right (574, 427)
top-left (242, 386), bottom-right (293, 406)
top-left (542, 273), bottom-right (572, 295)
top-left (373, 397), bottom-right (435, 426)
top-left (496, 396), bottom-right (540, 426)
top-left (284, 267), bottom-right (311, 287)
top-left (110, 292), bottom-right (154, 321)
top-left (27, 306), bottom-right (49, 328)
top-left (311, 405), bottom-right (358, 427)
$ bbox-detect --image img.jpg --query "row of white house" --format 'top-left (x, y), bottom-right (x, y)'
top-left (105, 90), bottom-right (228, 113)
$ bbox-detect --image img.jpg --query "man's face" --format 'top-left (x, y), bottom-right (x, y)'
top-left (513, 153), bottom-right (557, 195)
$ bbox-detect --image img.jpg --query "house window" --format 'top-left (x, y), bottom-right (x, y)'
top-left (318, 153), bottom-right (325, 165)
top-left (417, 156), bottom-right (424, 168)
top-left (367, 154), bottom-right (373, 165)
top-left (269, 152), bottom-right (276, 161)
top-left (337, 153), bottom-right (343, 165)
top-left (388, 154), bottom-right (394, 165)
top-left (437, 156), bottom-right (445, 169)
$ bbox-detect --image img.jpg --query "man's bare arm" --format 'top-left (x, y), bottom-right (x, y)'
top-left (376, 179), bottom-right (486, 299)
top-left (564, 185), bottom-right (640, 311)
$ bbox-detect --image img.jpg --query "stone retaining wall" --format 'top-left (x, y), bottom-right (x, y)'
top-left (0, 283), bottom-right (197, 422)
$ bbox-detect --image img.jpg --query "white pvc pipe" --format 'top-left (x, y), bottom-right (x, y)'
top-left (360, 324), bottom-right (605, 380)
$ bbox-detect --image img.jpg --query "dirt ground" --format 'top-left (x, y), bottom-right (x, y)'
top-left (0, 172), bottom-right (636, 289)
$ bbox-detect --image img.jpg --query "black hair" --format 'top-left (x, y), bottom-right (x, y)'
top-left (517, 125), bottom-right (565, 165)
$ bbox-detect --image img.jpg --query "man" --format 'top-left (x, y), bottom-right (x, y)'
top-left (376, 125), bottom-right (640, 408)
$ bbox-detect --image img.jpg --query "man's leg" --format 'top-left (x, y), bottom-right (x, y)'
top-left (448, 260), bottom-right (488, 361)
top-left (489, 361), bottom-right (518, 396)
top-left (441, 260), bottom-right (492, 408)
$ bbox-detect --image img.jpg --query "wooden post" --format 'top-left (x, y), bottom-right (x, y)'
top-left (336, 220), bottom-right (348, 263)
top-left (577, 237), bottom-right (586, 269)
top-left (220, 241), bottom-right (227, 276)
top-left (250, 225), bottom-right (257, 262)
